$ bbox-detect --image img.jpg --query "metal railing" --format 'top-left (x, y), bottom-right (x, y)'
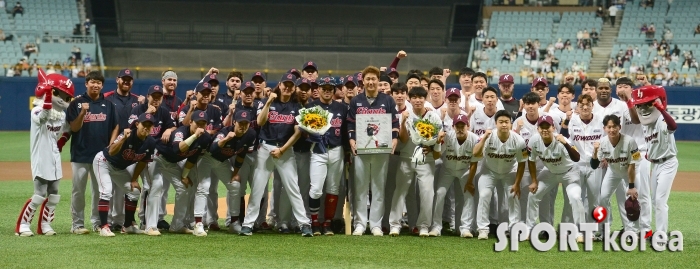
top-left (120, 20), bottom-right (452, 48)
top-left (95, 27), bottom-right (105, 75)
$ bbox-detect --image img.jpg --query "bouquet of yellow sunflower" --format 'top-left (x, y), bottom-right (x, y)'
top-left (296, 106), bottom-right (334, 153)
top-left (407, 112), bottom-right (443, 166)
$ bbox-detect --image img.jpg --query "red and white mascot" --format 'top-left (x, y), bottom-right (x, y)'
top-left (16, 69), bottom-right (75, 236)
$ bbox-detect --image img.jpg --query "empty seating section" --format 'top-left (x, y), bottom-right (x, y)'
top-left (1, 0), bottom-right (82, 74)
top-left (489, 11), bottom-right (556, 45)
top-left (556, 12), bottom-right (603, 44)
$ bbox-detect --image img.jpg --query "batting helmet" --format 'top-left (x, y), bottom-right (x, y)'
top-left (631, 85), bottom-right (667, 110)
top-left (35, 69), bottom-right (75, 98)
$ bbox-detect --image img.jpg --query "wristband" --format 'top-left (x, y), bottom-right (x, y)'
top-left (392, 131), bottom-right (399, 139)
top-left (563, 119), bottom-right (570, 125)
top-left (348, 132), bottom-right (356, 140)
top-left (628, 183), bottom-right (635, 188)
top-left (626, 100), bottom-right (634, 109)
top-left (181, 167), bottom-right (191, 178)
top-left (184, 134), bottom-right (198, 146)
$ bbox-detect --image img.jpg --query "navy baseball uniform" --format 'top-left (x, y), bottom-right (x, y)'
top-left (162, 94), bottom-right (183, 120)
top-left (104, 91), bottom-right (140, 130)
top-left (66, 92), bottom-right (119, 231)
top-left (347, 91), bottom-right (398, 233)
top-left (179, 104), bottom-right (223, 133)
top-left (130, 104), bottom-right (175, 139)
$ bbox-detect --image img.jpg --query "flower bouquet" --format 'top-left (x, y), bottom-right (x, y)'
top-left (407, 115), bottom-right (443, 166)
top-left (296, 106), bottom-right (334, 153)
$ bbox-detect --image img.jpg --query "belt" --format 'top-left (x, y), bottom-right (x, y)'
top-left (262, 140), bottom-right (284, 147)
top-left (393, 151), bottom-right (401, 156)
top-left (649, 156), bottom-right (674, 164)
top-left (551, 166), bottom-right (574, 175)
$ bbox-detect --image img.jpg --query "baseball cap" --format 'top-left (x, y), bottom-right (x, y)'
top-left (241, 81), bottom-right (255, 92)
top-left (233, 109), bottom-right (251, 123)
top-left (280, 73), bottom-right (296, 84)
top-left (379, 74), bottom-right (392, 85)
top-left (335, 76), bottom-right (345, 87)
top-left (406, 72), bottom-right (421, 82)
top-left (446, 88), bottom-right (461, 98)
top-left (388, 67), bottom-right (399, 76)
top-left (147, 85), bottom-right (163, 95)
top-left (310, 79), bottom-right (319, 89)
top-left (195, 82), bottom-right (212, 93)
top-left (532, 77), bottom-right (548, 87)
top-left (625, 197), bottom-right (641, 221)
top-left (453, 113), bottom-right (469, 125)
top-left (118, 68), bottom-right (133, 78)
top-left (344, 75), bottom-right (357, 87)
top-left (296, 78), bottom-right (312, 88)
top-left (287, 68), bottom-right (301, 79)
top-left (537, 115), bottom-right (554, 127)
top-left (191, 110), bottom-right (208, 123)
top-left (303, 61), bottom-right (318, 71)
top-left (203, 73), bottom-right (219, 84)
top-left (137, 113), bottom-right (155, 124)
top-left (251, 71), bottom-right (266, 81)
top-left (355, 72), bottom-right (363, 82)
top-left (499, 74), bottom-right (514, 84)
top-left (318, 76), bottom-right (336, 87)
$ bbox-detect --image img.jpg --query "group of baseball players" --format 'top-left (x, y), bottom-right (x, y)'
top-left (16, 51), bottom-right (678, 245)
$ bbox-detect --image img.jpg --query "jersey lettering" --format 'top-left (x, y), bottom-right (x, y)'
top-left (572, 134), bottom-right (602, 141)
top-left (539, 156), bottom-right (562, 163)
top-left (46, 125), bottom-right (61, 132)
top-left (122, 149), bottom-right (147, 161)
top-left (178, 148), bottom-right (200, 158)
top-left (645, 132), bottom-right (659, 143)
top-left (445, 155), bottom-right (472, 161)
top-left (487, 153), bottom-right (515, 159)
top-left (606, 157), bottom-right (629, 164)
top-left (268, 111), bottom-right (295, 124)
top-left (357, 107), bottom-right (386, 114)
top-left (83, 112), bottom-right (108, 122)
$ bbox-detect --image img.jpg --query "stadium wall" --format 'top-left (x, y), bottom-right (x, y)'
top-left (2, 78), bottom-right (698, 140)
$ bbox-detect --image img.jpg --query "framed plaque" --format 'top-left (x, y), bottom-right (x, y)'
top-left (355, 114), bottom-right (392, 154)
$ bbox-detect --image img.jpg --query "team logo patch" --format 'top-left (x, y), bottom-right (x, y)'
top-left (125, 69), bottom-right (131, 75)
top-left (210, 74), bottom-right (216, 79)
top-left (175, 132), bottom-right (184, 139)
top-left (154, 86), bottom-right (160, 90)
top-left (145, 114), bottom-right (151, 119)
top-left (631, 149), bottom-right (641, 161)
top-left (199, 111), bottom-right (205, 118)
top-left (241, 111), bottom-right (247, 118)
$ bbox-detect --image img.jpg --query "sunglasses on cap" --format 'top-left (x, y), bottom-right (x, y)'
top-left (53, 89), bottom-right (72, 102)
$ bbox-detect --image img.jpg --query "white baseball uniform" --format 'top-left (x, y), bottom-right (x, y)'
top-left (620, 109), bottom-right (652, 233)
top-left (513, 115), bottom-right (551, 222)
top-left (437, 109), bottom-right (468, 229)
top-left (469, 107), bottom-right (501, 225)
top-left (476, 130), bottom-right (527, 231)
top-left (434, 127), bottom-right (480, 233)
top-left (597, 133), bottom-right (641, 232)
top-left (461, 94), bottom-right (505, 112)
top-left (568, 113), bottom-right (605, 223)
top-left (643, 115), bottom-right (678, 234)
top-left (525, 134), bottom-right (585, 232)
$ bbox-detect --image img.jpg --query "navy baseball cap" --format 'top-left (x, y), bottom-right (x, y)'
top-left (203, 73), bottom-right (219, 84)
top-left (195, 82), bottom-right (212, 93)
top-left (137, 113), bottom-right (155, 124)
top-left (234, 109), bottom-right (251, 123)
top-left (241, 81), bottom-right (255, 92)
top-left (302, 61), bottom-right (318, 71)
top-left (287, 68), bottom-right (301, 79)
top-left (147, 85), bottom-right (163, 95)
top-left (318, 76), bottom-right (336, 87)
top-left (355, 72), bottom-right (363, 82)
top-left (310, 79), bottom-right (319, 89)
top-left (335, 76), bottom-right (345, 87)
top-left (191, 110), bottom-right (208, 123)
top-left (118, 68), bottom-right (133, 78)
top-left (280, 73), bottom-right (296, 84)
top-left (296, 78), bottom-right (312, 88)
top-left (345, 75), bottom-right (357, 87)
top-left (388, 67), bottom-right (399, 76)
top-left (252, 71), bottom-right (266, 81)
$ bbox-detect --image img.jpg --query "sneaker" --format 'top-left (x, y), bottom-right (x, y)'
top-left (352, 226), bottom-right (365, 236)
top-left (157, 220), bottom-right (170, 230)
top-left (71, 226), bottom-right (89, 235)
top-left (419, 228), bottom-right (429, 237)
top-left (193, 223), bottom-right (207, 237)
top-left (121, 224), bottom-right (145, 234)
top-left (478, 230), bottom-right (489, 240)
top-left (371, 227), bottom-right (383, 236)
top-left (292, 226), bottom-right (301, 234)
top-left (301, 225), bottom-right (313, 237)
top-left (100, 226), bottom-right (116, 237)
top-left (389, 227), bottom-right (400, 237)
top-left (111, 224), bottom-right (123, 232)
top-left (239, 226), bottom-right (253, 236)
top-left (144, 227), bottom-right (161, 236)
top-left (429, 228), bottom-right (441, 237)
top-left (169, 227), bottom-right (194, 234)
top-left (229, 220), bottom-right (242, 234)
top-left (400, 219), bottom-right (409, 229)
top-left (460, 230), bottom-right (474, 238)
top-left (312, 225), bottom-right (321, 236)
top-left (16, 230), bottom-right (33, 237)
top-left (322, 224), bottom-right (334, 236)
top-left (207, 223), bottom-right (221, 231)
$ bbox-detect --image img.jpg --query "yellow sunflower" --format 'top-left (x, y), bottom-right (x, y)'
top-left (415, 122), bottom-right (436, 139)
top-left (302, 113), bottom-right (327, 130)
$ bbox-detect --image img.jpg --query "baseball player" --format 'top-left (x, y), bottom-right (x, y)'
top-left (523, 115), bottom-right (585, 243)
top-left (104, 68), bottom-right (143, 232)
top-left (218, 71), bottom-right (242, 111)
top-left (379, 73), bottom-right (393, 95)
top-left (306, 76), bottom-right (347, 235)
top-left (530, 77), bottom-right (559, 113)
top-left (592, 114), bottom-right (640, 234)
top-left (193, 110), bottom-right (256, 236)
top-left (630, 85), bottom-right (678, 246)
top-left (389, 86), bottom-right (441, 237)
top-left (92, 113), bottom-right (157, 236)
top-left (16, 70), bottom-right (74, 237)
top-left (364, 123), bottom-right (380, 148)
top-left (152, 111), bottom-right (211, 234)
top-left (464, 73), bottom-right (505, 113)
top-left (157, 70), bottom-right (181, 231)
top-left (130, 85), bottom-right (177, 232)
top-left (347, 66), bottom-right (399, 236)
top-left (497, 74), bottom-right (520, 120)
top-left (179, 82), bottom-right (223, 135)
top-left (383, 82), bottom-right (409, 231)
top-left (467, 110), bottom-right (526, 240)
top-left (240, 73), bottom-right (312, 237)
top-left (302, 61), bottom-right (319, 80)
top-left (615, 77), bottom-right (653, 239)
top-left (66, 71), bottom-right (120, 234)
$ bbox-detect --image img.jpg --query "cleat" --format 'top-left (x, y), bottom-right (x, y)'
top-left (111, 224), bottom-right (123, 232)
top-left (322, 224), bottom-right (334, 236)
top-left (100, 226), bottom-right (115, 237)
top-left (301, 225), bottom-right (313, 237)
top-left (193, 223), bottom-right (207, 237)
top-left (71, 226), bottom-right (90, 234)
top-left (411, 227), bottom-right (419, 235)
top-left (144, 227), bottom-right (161, 236)
top-left (157, 220), bottom-right (170, 230)
top-left (312, 225), bottom-right (321, 236)
top-left (121, 224), bottom-right (145, 234)
top-left (260, 222), bottom-right (271, 230)
top-left (207, 223), bottom-right (221, 231)
top-left (478, 230), bottom-right (489, 240)
top-left (169, 227), bottom-right (193, 234)
top-left (428, 228), bottom-right (441, 237)
top-left (389, 227), bottom-right (400, 237)
top-left (419, 228), bottom-right (429, 237)
top-left (461, 231), bottom-right (474, 238)
top-left (352, 226), bottom-right (365, 236)
top-left (239, 226), bottom-right (253, 236)
top-left (371, 227), bottom-right (383, 236)
top-left (229, 220), bottom-right (242, 234)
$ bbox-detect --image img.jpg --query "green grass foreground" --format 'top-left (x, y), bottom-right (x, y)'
top-left (0, 180), bottom-right (697, 268)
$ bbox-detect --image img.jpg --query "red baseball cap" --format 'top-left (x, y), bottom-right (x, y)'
top-left (499, 74), bottom-right (514, 84)
top-left (537, 115), bottom-right (554, 127)
top-left (532, 77), bottom-right (548, 87)
top-left (453, 113), bottom-right (469, 125)
top-left (446, 88), bottom-right (461, 98)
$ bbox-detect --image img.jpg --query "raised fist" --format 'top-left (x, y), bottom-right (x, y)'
top-left (138, 95), bottom-right (146, 104)
top-left (443, 69), bottom-right (451, 78)
top-left (484, 129), bottom-right (492, 137)
top-left (185, 90), bottom-right (195, 100)
top-left (548, 97), bottom-right (556, 104)
top-left (207, 67), bottom-right (219, 75)
top-left (556, 134), bottom-right (567, 144)
top-left (123, 128), bottom-right (132, 138)
top-left (397, 50), bottom-right (407, 59)
top-left (565, 110), bottom-right (573, 120)
top-left (189, 100), bottom-right (197, 109)
top-left (226, 130), bottom-right (237, 138)
top-left (401, 110), bottom-right (409, 121)
top-left (516, 119), bottom-right (524, 129)
top-left (195, 128), bottom-right (205, 137)
top-left (80, 103), bottom-right (90, 111)
top-left (146, 105), bottom-right (157, 114)
top-left (380, 67), bottom-right (387, 72)
top-left (268, 92), bottom-right (278, 102)
top-left (593, 141), bottom-right (600, 150)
